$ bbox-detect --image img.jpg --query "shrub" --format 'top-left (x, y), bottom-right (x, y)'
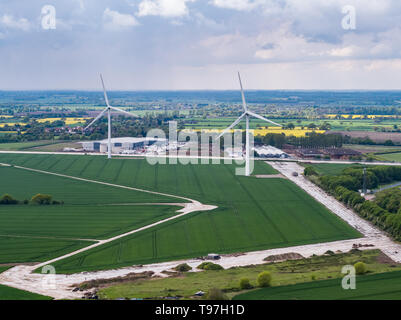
top-left (257, 271), bottom-right (272, 287)
top-left (354, 262), bottom-right (367, 275)
top-left (206, 288), bottom-right (227, 300)
top-left (197, 262), bottom-right (224, 270)
top-left (31, 194), bottom-right (52, 205)
top-left (304, 166), bottom-right (318, 176)
top-left (0, 194), bottom-right (18, 205)
top-left (311, 274), bottom-right (316, 281)
top-left (239, 278), bottom-right (252, 289)
top-left (173, 263), bottom-right (192, 272)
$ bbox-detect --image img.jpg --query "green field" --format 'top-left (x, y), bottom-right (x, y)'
top-left (0, 284), bottom-right (52, 300)
top-left (0, 165), bottom-right (184, 263)
top-left (376, 152), bottom-right (401, 162)
top-left (0, 153), bottom-right (360, 273)
top-left (302, 163), bottom-right (365, 176)
top-left (0, 141), bottom-right (60, 151)
top-left (234, 270), bottom-right (401, 300)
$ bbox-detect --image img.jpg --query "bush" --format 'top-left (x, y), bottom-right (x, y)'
top-left (354, 262), bottom-right (367, 275)
top-left (239, 278), bottom-right (252, 289)
top-left (206, 288), bottom-right (227, 300)
top-left (304, 166), bottom-right (318, 176)
top-left (0, 194), bottom-right (18, 205)
top-left (173, 263), bottom-right (192, 272)
top-left (31, 194), bottom-right (52, 205)
top-left (257, 271), bottom-right (272, 287)
top-left (197, 262), bottom-right (224, 270)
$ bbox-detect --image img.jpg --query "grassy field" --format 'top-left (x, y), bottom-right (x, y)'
top-left (0, 165), bottom-right (182, 263)
top-left (96, 249), bottom-right (400, 300)
top-left (0, 154), bottom-right (360, 273)
top-left (302, 163), bottom-right (365, 176)
top-left (0, 284), bottom-right (52, 300)
top-left (0, 141), bottom-right (60, 151)
top-left (375, 152), bottom-right (401, 162)
top-left (234, 270), bottom-right (401, 300)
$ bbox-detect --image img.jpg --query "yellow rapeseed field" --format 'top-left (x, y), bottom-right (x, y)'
top-left (0, 123), bottom-right (27, 128)
top-left (36, 117), bottom-right (91, 124)
top-left (184, 127), bottom-right (325, 137)
top-left (325, 114), bottom-right (398, 119)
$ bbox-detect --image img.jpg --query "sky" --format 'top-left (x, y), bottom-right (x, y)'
top-left (1, 0), bottom-right (401, 90)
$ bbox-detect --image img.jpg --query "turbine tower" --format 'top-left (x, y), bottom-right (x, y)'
top-left (217, 72), bottom-right (282, 176)
top-left (84, 74), bottom-right (137, 159)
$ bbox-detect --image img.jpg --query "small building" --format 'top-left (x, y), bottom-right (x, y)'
top-left (294, 148), bottom-right (324, 159)
top-left (321, 148), bottom-right (361, 160)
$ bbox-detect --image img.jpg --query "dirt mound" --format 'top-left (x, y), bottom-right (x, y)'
top-left (263, 252), bottom-right (304, 263)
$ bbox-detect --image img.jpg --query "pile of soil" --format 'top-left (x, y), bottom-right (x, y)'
top-left (263, 252), bottom-right (304, 263)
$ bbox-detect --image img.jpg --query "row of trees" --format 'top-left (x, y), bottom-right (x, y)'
top-left (255, 132), bottom-right (343, 148)
top-left (305, 165), bottom-right (401, 240)
top-left (0, 194), bottom-right (63, 205)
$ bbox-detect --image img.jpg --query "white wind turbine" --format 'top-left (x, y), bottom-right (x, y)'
top-left (84, 74), bottom-right (138, 159)
top-left (217, 72), bottom-right (282, 176)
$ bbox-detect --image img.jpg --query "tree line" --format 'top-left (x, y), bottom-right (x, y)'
top-left (305, 165), bottom-right (401, 240)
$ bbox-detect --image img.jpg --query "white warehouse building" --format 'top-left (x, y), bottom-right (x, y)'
top-left (80, 137), bottom-right (166, 154)
top-left (253, 145), bottom-right (289, 158)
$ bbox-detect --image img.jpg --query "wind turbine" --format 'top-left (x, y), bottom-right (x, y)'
top-left (217, 72), bottom-right (282, 176)
top-left (84, 74), bottom-right (137, 159)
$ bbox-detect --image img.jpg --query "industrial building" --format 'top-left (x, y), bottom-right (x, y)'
top-left (253, 145), bottom-right (289, 158)
top-left (80, 137), bottom-right (166, 154)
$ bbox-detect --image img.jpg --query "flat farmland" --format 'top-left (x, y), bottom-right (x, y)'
top-left (0, 154), bottom-right (361, 273)
top-left (0, 284), bottom-right (52, 300)
top-left (0, 165), bottom-right (183, 263)
top-left (234, 270), bottom-right (401, 300)
top-left (376, 152), bottom-right (401, 162)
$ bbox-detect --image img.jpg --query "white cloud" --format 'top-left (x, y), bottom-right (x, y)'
top-left (210, 0), bottom-right (264, 11)
top-left (137, 0), bottom-right (195, 18)
top-left (0, 14), bottom-right (30, 31)
top-left (103, 8), bottom-right (139, 29)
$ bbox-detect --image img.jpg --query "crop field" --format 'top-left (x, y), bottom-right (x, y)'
top-left (0, 284), bottom-right (52, 300)
top-left (0, 153), bottom-right (360, 273)
top-left (302, 163), bottom-right (365, 176)
top-left (0, 141), bottom-right (60, 151)
top-left (0, 165), bottom-right (183, 262)
top-left (375, 152), bottom-right (401, 162)
top-left (234, 270), bottom-right (401, 300)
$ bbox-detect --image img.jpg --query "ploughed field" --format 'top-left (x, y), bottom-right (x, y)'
top-left (0, 154), bottom-right (360, 273)
top-left (234, 270), bottom-right (401, 300)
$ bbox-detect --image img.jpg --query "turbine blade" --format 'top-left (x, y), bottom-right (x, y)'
top-left (110, 106), bottom-right (138, 118)
top-left (84, 108), bottom-right (108, 130)
top-left (238, 72), bottom-right (248, 112)
top-left (247, 110), bottom-right (282, 127)
top-left (216, 113), bottom-right (246, 140)
top-left (100, 74), bottom-right (110, 107)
